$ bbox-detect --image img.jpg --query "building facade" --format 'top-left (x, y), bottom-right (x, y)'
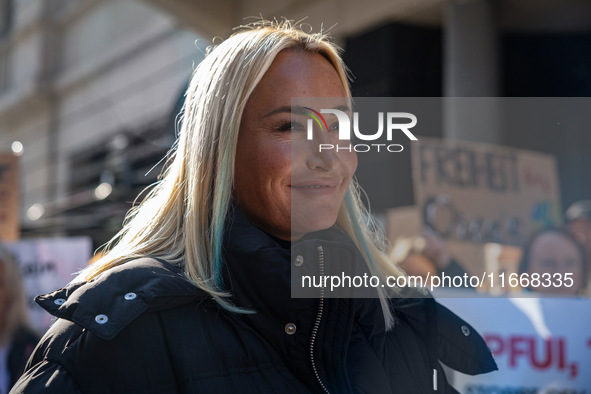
top-left (0, 0), bottom-right (203, 245)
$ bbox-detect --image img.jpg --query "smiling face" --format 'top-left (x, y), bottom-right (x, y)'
top-left (527, 231), bottom-right (585, 295)
top-left (234, 49), bottom-right (357, 240)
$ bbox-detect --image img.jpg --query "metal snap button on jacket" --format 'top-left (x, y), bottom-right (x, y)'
top-left (124, 292), bottom-right (137, 300)
top-left (294, 255), bottom-right (304, 266)
top-left (285, 323), bottom-right (296, 335)
top-left (461, 325), bottom-right (470, 336)
top-left (95, 314), bottom-right (109, 324)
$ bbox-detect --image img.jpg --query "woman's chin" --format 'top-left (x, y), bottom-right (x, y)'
top-left (291, 214), bottom-right (339, 238)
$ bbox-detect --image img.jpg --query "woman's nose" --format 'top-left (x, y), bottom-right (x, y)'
top-left (307, 147), bottom-right (338, 171)
top-left (306, 135), bottom-right (351, 171)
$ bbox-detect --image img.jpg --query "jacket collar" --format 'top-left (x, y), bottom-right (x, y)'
top-left (221, 205), bottom-right (323, 366)
top-left (221, 206), bottom-right (387, 381)
top-left (221, 204), bottom-right (386, 323)
top-left (36, 258), bottom-right (205, 340)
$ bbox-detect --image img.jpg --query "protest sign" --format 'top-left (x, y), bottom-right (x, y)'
top-left (437, 290), bottom-right (591, 392)
top-left (412, 137), bottom-right (562, 246)
top-left (5, 237), bottom-right (92, 332)
top-left (411, 138), bottom-right (561, 276)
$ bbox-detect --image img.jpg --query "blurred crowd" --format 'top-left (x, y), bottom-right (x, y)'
top-left (394, 200), bottom-right (591, 297)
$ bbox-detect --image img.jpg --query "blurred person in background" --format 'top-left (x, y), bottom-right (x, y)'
top-left (397, 249), bottom-right (439, 280)
top-left (518, 228), bottom-right (588, 296)
top-left (12, 20), bottom-right (496, 393)
top-left (566, 200), bottom-right (591, 260)
top-left (0, 247), bottom-right (39, 393)
top-left (421, 229), bottom-right (470, 279)
top-left (393, 231), bottom-right (474, 290)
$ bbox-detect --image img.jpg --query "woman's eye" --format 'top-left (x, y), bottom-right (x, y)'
top-left (278, 121), bottom-right (304, 132)
top-left (329, 122), bottom-right (340, 131)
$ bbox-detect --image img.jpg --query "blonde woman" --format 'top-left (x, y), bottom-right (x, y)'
top-left (0, 248), bottom-right (39, 393)
top-left (12, 21), bottom-right (496, 393)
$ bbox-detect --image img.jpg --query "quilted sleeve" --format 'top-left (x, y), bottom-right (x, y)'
top-left (10, 360), bottom-right (81, 394)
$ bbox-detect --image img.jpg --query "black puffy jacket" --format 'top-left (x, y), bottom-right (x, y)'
top-left (11, 208), bottom-right (496, 393)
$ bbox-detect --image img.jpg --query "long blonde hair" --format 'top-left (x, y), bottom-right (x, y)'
top-left (82, 20), bottom-right (404, 328)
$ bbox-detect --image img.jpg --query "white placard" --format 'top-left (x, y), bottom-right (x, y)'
top-left (5, 237), bottom-right (92, 332)
top-left (436, 289), bottom-right (591, 392)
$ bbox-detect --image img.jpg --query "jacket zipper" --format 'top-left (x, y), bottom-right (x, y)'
top-left (310, 245), bottom-right (330, 394)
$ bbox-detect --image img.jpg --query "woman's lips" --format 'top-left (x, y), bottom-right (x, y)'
top-left (290, 179), bottom-right (340, 195)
